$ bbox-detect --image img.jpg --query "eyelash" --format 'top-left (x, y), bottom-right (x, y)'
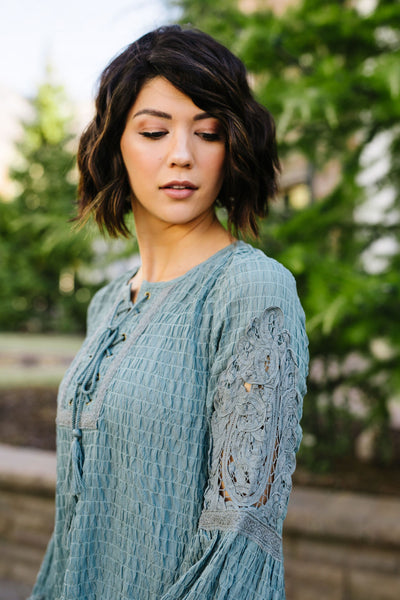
top-left (139, 132), bottom-right (222, 141)
top-left (140, 132), bottom-right (166, 139)
top-left (198, 132), bottom-right (222, 142)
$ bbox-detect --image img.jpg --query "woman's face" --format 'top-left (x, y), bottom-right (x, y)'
top-left (120, 77), bottom-right (226, 229)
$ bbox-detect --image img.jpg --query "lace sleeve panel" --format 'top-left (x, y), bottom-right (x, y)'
top-left (199, 307), bottom-right (302, 561)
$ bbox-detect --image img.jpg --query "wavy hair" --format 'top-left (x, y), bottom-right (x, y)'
top-left (77, 25), bottom-right (280, 237)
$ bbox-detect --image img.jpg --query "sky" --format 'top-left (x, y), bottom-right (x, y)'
top-left (0, 0), bottom-right (179, 104)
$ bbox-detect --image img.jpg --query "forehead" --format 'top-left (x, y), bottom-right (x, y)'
top-left (130, 76), bottom-right (203, 116)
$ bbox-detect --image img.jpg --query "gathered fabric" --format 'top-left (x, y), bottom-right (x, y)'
top-left (29, 241), bottom-right (308, 600)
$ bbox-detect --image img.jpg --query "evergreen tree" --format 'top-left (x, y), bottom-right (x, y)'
top-left (0, 71), bottom-right (98, 333)
top-left (175, 0), bottom-right (400, 469)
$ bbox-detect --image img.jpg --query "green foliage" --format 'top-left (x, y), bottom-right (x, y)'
top-left (176, 0), bottom-right (246, 45)
top-left (0, 73), bottom-right (99, 333)
top-left (175, 0), bottom-right (400, 470)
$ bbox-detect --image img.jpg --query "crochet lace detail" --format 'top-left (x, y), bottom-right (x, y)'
top-left (199, 307), bottom-right (301, 560)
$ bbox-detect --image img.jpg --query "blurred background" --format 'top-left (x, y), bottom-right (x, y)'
top-left (0, 0), bottom-right (399, 598)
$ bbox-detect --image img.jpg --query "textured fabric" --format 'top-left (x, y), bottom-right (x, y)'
top-left (29, 241), bottom-right (308, 600)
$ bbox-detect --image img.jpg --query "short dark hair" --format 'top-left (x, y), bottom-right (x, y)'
top-left (77, 25), bottom-right (280, 237)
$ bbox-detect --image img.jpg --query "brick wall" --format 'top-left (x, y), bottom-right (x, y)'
top-left (1, 444), bottom-right (400, 599)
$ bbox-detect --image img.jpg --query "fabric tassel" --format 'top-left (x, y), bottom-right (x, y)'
top-left (70, 429), bottom-right (85, 495)
top-left (63, 428), bottom-right (85, 496)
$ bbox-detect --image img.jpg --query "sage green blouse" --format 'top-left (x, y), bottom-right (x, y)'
top-left (30, 241), bottom-right (308, 600)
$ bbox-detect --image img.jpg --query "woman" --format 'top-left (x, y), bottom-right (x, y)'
top-left (30, 25), bottom-right (308, 600)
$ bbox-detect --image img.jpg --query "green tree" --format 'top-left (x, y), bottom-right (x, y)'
top-left (0, 71), bottom-right (98, 333)
top-left (175, 0), bottom-right (400, 469)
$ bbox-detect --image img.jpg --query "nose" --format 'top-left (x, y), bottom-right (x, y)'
top-left (168, 130), bottom-right (193, 168)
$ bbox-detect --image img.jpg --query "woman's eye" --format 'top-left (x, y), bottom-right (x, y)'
top-left (197, 132), bottom-right (223, 142)
top-left (140, 131), bottom-right (167, 139)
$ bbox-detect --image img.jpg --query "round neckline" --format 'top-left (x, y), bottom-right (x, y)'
top-left (143, 240), bottom-right (243, 288)
top-left (126, 240), bottom-right (243, 293)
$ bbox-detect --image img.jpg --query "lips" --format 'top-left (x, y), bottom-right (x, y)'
top-left (160, 180), bottom-right (198, 200)
top-left (160, 180), bottom-right (198, 190)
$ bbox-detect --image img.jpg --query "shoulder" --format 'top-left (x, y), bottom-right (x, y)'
top-left (208, 242), bottom-right (308, 391)
top-left (212, 242), bottom-right (307, 364)
top-left (216, 241), bottom-right (298, 305)
top-left (86, 272), bottom-right (131, 333)
top-left (91, 271), bottom-right (130, 303)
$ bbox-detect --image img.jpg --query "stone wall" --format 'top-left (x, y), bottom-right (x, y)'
top-left (284, 487), bottom-right (400, 600)
top-left (1, 444), bottom-right (400, 599)
top-left (0, 445), bottom-right (55, 592)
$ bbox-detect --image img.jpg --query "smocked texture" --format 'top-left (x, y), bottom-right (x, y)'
top-left (30, 241), bottom-right (308, 600)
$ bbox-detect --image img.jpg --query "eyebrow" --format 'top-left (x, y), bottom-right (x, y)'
top-left (132, 109), bottom-right (214, 121)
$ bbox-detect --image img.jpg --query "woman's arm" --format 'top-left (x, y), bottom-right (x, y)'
top-left (161, 257), bottom-right (309, 600)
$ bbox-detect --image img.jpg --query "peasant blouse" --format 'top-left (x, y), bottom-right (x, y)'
top-left (29, 240), bottom-right (308, 600)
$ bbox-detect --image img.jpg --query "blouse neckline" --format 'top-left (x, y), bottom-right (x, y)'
top-left (123, 240), bottom-right (244, 304)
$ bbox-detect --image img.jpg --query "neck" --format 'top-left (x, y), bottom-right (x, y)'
top-left (132, 209), bottom-right (234, 284)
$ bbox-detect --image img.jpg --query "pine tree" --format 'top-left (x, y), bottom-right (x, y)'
top-left (0, 70), bottom-right (97, 332)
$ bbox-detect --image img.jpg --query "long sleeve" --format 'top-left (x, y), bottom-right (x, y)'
top-left (28, 242), bottom-right (308, 600)
top-left (161, 255), bottom-right (308, 600)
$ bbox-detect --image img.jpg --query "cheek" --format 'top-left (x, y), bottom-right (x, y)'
top-left (201, 146), bottom-right (225, 175)
top-left (127, 145), bottom-right (162, 170)
top-left (212, 149), bottom-right (226, 184)
top-left (121, 144), bottom-right (145, 177)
